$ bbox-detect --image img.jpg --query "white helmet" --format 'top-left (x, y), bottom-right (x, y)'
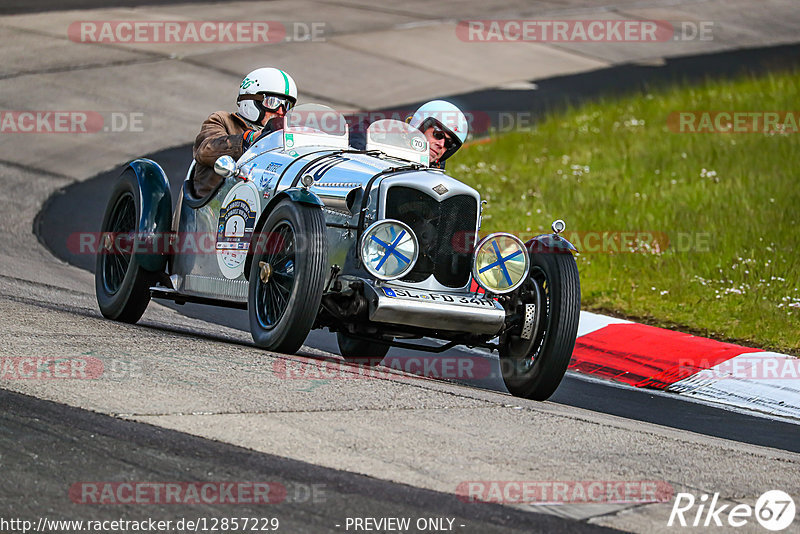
top-left (236, 67), bottom-right (298, 123)
top-left (409, 100), bottom-right (469, 161)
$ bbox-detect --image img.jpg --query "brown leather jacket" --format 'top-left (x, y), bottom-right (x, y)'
top-left (192, 111), bottom-right (256, 197)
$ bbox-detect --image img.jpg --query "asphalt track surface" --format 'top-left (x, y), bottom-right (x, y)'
top-left (4, 1), bottom-right (799, 533)
top-left (36, 43), bottom-right (800, 457)
top-left (4, 389), bottom-right (621, 533)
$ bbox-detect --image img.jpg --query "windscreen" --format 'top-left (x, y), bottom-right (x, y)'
top-left (366, 119), bottom-right (429, 166)
top-left (283, 103), bottom-right (349, 150)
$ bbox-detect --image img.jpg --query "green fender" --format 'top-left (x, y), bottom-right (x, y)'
top-left (127, 158), bottom-right (172, 272)
top-left (243, 188), bottom-right (323, 279)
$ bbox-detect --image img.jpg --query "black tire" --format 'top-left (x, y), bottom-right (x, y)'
top-left (95, 169), bottom-right (153, 323)
top-left (337, 332), bottom-right (390, 366)
top-left (248, 199), bottom-right (327, 353)
top-left (500, 252), bottom-right (580, 400)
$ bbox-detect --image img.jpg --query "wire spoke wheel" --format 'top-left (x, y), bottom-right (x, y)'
top-left (95, 169), bottom-right (154, 323)
top-left (500, 252), bottom-right (580, 400)
top-left (102, 193), bottom-right (136, 295)
top-left (248, 199), bottom-right (327, 353)
top-left (254, 222), bottom-right (296, 328)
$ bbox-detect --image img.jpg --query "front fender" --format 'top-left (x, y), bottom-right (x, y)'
top-left (525, 233), bottom-right (578, 254)
top-left (271, 188), bottom-right (324, 209)
top-left (243, 188), bottom-right (323, 279)
top-left (127, 158), bottom-right (172, 272)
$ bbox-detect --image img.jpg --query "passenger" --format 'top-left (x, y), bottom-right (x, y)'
top-left (408, 100), bottom-right (469, 169)
top-left (192, 67), bottom-right (297, 197)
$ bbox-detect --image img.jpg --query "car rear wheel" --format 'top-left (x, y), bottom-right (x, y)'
top-left (336, 332), bottom-right (390, 366)
top-left (499, 251), bottom-right (580, 400)
top-left (248, 199), bottom-right (327, 353)
top-left (95, 169), bottom-right (153, 323)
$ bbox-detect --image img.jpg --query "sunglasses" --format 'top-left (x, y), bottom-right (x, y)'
top-left (431, 127), bottom-right (456, 149)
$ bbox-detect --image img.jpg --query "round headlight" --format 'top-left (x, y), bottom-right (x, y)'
top-left (472, 233), bottom-right (530, 294)
top-left (360, 220), bottom-right (419, 280)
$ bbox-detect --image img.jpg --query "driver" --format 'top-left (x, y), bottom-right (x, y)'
top-left (408, 100), bottom-right (469, 169)
top-left (192, 67), bottom-right (298, 197)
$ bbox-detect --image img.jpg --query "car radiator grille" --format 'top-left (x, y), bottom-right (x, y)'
top-left (384, 186), bottom-right (477, 288)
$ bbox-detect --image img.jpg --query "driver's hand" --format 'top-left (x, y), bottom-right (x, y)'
top-left (242, 129), bottom-right (257, 151)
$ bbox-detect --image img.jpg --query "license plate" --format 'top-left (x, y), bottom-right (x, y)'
top-left (381, 286), bottom-right (497, 308)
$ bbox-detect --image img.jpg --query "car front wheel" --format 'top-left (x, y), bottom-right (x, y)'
top-left (499, 251), bottom-right (580, 400)
top-left (248, 199), bottom-right (327, 353)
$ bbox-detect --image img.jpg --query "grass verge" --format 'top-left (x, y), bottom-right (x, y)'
top-left (450, 69), bottom-right (800, 354)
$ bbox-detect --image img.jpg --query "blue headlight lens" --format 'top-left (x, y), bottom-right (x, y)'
top-left (360, 220), bottom-right (419, 280)
top-left (472, 233), bottom-right (529, 294)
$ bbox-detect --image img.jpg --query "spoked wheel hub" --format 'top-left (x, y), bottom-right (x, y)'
top-left (503, 268), bottom-right (548, 372)
top-left (254, 222), bottom-right (296, 329)
top-left (102, 192), bottom-right (136, 295)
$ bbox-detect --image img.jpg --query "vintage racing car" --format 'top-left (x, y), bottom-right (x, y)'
top-left (94, 104), bottom-right (581, 400)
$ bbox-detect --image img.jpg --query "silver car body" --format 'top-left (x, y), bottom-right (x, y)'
top-left (169, 107), bottom-right (506, 336)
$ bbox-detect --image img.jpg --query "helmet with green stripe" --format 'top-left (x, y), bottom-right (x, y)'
top-left (236, 67), bottom-right (298, 123)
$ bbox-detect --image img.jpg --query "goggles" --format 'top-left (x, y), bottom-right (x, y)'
top-left (237, 93), bottom-right (295, 112)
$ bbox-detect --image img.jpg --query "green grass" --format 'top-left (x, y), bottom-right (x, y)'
top-left (449, 69), bottom-right (800, 354)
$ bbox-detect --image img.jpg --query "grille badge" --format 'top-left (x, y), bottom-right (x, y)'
top-left (433, 184), bottom-right (448, 195)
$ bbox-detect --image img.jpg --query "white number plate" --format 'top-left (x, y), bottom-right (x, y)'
top-left (381, 286), bottom-right (498, 308)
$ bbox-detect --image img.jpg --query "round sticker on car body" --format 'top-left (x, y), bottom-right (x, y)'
top-left (216, 181), bottom-right (261, 279)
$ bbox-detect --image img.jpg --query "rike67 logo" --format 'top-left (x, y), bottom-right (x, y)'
top-left (668, 490), bottom-right (796, 531)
